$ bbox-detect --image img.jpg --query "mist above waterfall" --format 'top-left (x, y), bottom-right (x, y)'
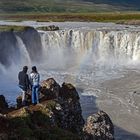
top-left (0, 26), bottom-right (140, 82)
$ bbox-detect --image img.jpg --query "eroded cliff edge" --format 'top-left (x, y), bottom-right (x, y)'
top-left (0, 78), bottom-right (114, 140)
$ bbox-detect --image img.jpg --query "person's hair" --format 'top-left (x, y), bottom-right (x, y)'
top-left (32, 66), bottom-right (37, 73)
top-left (23, 66), bottom-right (28, 73)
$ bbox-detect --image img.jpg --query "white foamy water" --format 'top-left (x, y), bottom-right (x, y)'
top-left (0, 21), bottom-right (140, 139)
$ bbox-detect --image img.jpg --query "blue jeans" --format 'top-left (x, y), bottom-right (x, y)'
top-left (32, 85), bottom-right (39, 104)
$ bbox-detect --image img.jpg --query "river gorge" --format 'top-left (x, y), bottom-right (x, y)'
top-left (0, 21), bottom-right (140, 140)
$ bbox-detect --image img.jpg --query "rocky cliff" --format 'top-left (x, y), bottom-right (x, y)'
top-left (0, 78), bottom-right (114, 140)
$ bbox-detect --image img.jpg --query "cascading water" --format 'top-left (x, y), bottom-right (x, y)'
top-left (16, 35), bottom-right (31, 66)
top-left (40, 29), bottom-right (140, 73)
top-left (0, 22), bottom-right (140, 140)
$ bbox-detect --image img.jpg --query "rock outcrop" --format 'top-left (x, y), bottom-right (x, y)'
top-left (40, 78), bottom-right (60, 100)
top-left (16, 78), bottom-right (84, 137)
top-left (40, 78), bottom-right (85, 135)
top-left (83, 111), bottom-right (114, 140)
top-left (54, 82), bottom-right (85, 134)
top-left (37, 25), bottom-right (59, 31)
top-left (1, 78), bottom-right (114, 140)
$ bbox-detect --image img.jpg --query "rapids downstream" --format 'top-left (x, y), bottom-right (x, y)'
top-left (0, 21), bottom-right (140, 139)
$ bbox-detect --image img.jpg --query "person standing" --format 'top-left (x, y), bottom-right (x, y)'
top-left (18, 66), bottom-right (30, 106)
top-left (29, 66), bottom-right (40, 105)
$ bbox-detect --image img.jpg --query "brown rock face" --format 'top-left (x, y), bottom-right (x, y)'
top-left (53, 82), bottom-right (85, 135)
top-left (40, 78), bottom-right (60, 100)
top-left (83, 111), bottom-right (114, 140)
top-left (16, 78), bottom-right (85, 135)
top-left (59, 82), bottom-right (80, 101)
top-left (40, 79), bottom-right (84, 134)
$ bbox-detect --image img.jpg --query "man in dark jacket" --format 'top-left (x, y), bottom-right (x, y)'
top-left (18, 66), bottom-right (30, 106)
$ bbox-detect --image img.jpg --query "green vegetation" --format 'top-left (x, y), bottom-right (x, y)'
top-left (1, 12), bottom-right (140, 24)
top-left (1, 100), bottom-right (80, 140)
top-left (0, 0), bottom-right (139, 15)
top-left (0, 25), bottom-right (32, 31)
top-left (0, 0), bottom-right (140, 24)
top-left (9, 111), bottom-right (80, 140)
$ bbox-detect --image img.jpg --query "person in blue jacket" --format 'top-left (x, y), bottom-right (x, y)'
top-left (18, 66), bottom-right (30, 106)
top-left (29, 66), bottom-right (40, 105)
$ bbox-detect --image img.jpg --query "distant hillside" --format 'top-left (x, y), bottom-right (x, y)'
top-left (84, 0), bottom-right (140, 6)
top-left (0, 0), bottom-right (139, 14)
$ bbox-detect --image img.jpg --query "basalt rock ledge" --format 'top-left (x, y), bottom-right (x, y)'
top-left (0, 78), bottom-right (114, 140)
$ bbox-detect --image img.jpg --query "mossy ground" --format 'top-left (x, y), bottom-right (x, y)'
top-left (1, 100), bottom-right (80, 140)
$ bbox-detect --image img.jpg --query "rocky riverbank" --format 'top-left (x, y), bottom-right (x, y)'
top-left (0, 78), bottom-right (114, 140)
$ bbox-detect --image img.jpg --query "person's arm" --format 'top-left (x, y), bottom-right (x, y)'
top-left (26, 74), bottom-right (30, 90)
top-left (38, 73), bottom-right (40, 83)
top-left (18, 72), bottom-right (20, 81)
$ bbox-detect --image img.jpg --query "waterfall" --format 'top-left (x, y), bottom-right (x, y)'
top-left (40, 29), bottom-right (140, 70)
top-left (0, 34), bottom-right (32, 75)
top-left (0, 27), bottom-right (42, 74)
top-left (0, 28), bottom-right (140, 72)
top-left (40, 29), bottom-right (94, 70)
top-left (16, 36), bottom-right (31, 67)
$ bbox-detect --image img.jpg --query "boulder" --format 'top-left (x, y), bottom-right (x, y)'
top-left (53, 99), bottom-right (85, 135)
top-left (59, 82), bottom-right (80, 102)
top-left (52, 82), bottom-right (84, 135)
top-left (39, 79), bottom-right (84, 134)
top-left (83, 110), bottom-right (114, 140)
top-left (40, 78), bottom-right (60, 100)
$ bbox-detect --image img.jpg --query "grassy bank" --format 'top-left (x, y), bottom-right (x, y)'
top-left (1, 12), bottom-right (140, 24)
top-left (0, 25), bottom-right (30, 31)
